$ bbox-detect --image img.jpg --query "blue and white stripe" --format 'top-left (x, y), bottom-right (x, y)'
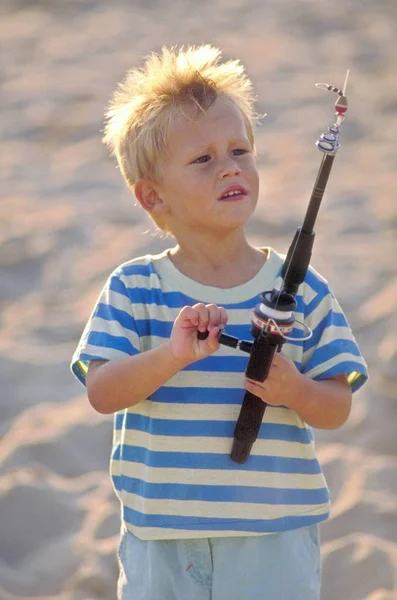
top-left (72, 247), bottom-right (368, 540)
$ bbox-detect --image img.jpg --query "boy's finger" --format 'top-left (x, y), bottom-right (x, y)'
top-left (245, 378), bottom-right (264, 390)
top-left (192, 303), bottom-right (210, 332)
top-left (219, 306), bottom-right (228, 328)
top-left (207, 326), bottom-right (224, 351)
top-left (179, 306), bottom-right (199, 326)
top-left (197, 306), bottom-right (228, 341)
top-left (245, 379), bottom-right (267, 401)
top-left (206, 303), bottom-right (222, 328)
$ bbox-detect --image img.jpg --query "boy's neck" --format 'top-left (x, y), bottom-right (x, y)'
top-left (168, 231), bottom-right (267, 288)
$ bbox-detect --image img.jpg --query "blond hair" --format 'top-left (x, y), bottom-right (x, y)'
top-left (103, 45), bottom-right (257, 233)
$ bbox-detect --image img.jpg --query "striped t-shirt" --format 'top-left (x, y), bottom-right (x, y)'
top-left (71, 247), bottom-right (368, 541)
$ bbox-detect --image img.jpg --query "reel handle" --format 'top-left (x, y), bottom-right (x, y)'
top-left (197, 330), bottom-right (241, 349)
top-left (197, 330), bottom-right (209, 341)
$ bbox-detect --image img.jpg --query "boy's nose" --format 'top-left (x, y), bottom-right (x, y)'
top-left (218, 162), bottom-right (242, 179)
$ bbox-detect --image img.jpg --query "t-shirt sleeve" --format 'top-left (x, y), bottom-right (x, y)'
top-left (71, 269), bottom-right (140, 387)
top-left (301, 271), bottom-right (368, 393)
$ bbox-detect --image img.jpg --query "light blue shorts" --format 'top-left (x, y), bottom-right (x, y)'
top-left (117, 524), bottom-right (321, 600)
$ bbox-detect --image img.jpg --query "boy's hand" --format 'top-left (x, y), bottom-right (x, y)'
top-left (244, 352), bottom-right (306, 408)
top-left (169, 303), bottom-right (228, 366)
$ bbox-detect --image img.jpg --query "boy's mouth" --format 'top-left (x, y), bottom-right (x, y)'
top-left (218, 185), bottom-right (248, 201)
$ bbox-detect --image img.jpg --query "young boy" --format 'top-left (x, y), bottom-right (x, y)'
top-left (71, 45), bottom-right (368, 599)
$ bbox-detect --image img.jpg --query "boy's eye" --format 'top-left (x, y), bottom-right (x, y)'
top-left (192, 148), bottom-right (249, 164)
top-left (193, 155), bottom-right (211, 164)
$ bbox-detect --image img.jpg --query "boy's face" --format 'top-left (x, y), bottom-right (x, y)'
top-left (152, 97), bottom-right (260, 237)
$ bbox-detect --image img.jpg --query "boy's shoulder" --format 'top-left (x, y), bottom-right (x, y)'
top-left (110, 249), bottom-right (170, 280)
top-left (270, 247), bottom-right (331, 297)
top-left (305, 262), bottom-right (331, 294)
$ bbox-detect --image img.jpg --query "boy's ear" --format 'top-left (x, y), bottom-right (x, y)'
top-left (134, 179), bottom-right (168, 216)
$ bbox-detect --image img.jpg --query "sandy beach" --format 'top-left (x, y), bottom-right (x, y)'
top-left (1, 0), bottom-right (396, 598)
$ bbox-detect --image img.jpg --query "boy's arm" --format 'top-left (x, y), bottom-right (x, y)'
top-left (245, 353), bottom-right (352, 430)
top-left (86, 342), bottom-right (185, 414)
top-left (285, 372), bottom-right (351, 429)
top-left (86, 303), bottom-right (228, 414)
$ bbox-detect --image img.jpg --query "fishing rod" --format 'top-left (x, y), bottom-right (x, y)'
top-left (198, 71), bottom-right (350, 463)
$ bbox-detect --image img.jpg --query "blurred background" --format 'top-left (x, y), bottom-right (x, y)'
top-left (1, 1), bottom-right (396, 598)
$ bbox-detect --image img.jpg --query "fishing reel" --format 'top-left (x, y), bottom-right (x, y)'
top-left (198, 287), bottom-right (307, 464)
top-left (230, 289), bottom-right (298, 463)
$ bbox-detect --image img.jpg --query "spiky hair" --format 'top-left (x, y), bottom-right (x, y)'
top-left (103, 45), bottom-right (257, 232)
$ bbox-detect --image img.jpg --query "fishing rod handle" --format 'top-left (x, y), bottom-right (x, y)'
top-left (231, 390), bottom-right (266, 464)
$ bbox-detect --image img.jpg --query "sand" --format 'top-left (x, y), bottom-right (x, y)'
top-left (1, 0), bottom-right (396, 598)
